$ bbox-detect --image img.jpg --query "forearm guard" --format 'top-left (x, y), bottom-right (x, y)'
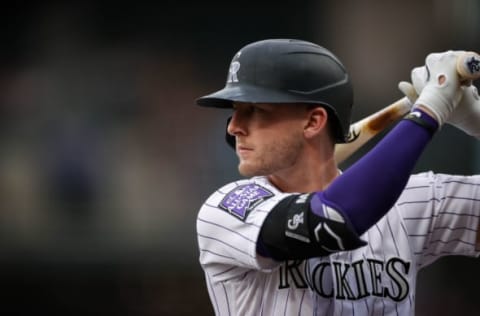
top-left (258, 193), bottom-right (366, 261)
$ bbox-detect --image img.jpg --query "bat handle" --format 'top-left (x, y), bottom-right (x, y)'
top-left (457, 51), bottom-right (480, 81)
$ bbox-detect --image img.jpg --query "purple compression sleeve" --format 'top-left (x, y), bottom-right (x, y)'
top-left (312, 110), bottom-right (438, 235)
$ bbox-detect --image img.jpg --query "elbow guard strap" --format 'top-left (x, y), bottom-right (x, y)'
top-left (259, 194), bottom-right (366, 261)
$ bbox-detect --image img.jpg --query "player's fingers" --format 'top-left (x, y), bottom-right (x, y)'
top-left (411, 66), bottom-right (428, 92)
top-left (398, 81), bottom-right (418, 104)
top-left (471, 85), bottom-right (479, 101)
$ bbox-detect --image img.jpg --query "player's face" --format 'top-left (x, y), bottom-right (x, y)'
top-left (227, 102), bottom-right (310, 177)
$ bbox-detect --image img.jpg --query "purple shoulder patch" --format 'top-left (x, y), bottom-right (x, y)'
top-left (219, 183), bottom-right (274, 220)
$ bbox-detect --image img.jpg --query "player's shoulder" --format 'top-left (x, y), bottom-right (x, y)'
top-left (408, 171), bottom-right (480, 186)
top-left (198, 176), bottom-right (286, 220)
top-left (407, 171), bottom-right (435, 184)
top-left (203, 176), bottom-right (282, 205)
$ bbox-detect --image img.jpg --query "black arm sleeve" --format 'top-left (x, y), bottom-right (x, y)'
top-left (258, 193), bottom-right (366, 261)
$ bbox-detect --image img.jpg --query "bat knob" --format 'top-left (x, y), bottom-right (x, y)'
top-left (457, 52), bottom-right (480, 81)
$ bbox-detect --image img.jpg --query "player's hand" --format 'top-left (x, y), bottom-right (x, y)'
top-left (399, 60), bottom-right (480, 139)
top-left (409, 51), bottom-right (465, 125)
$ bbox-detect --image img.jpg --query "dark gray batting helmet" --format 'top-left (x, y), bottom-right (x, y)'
top-left (196, 38), bottom-right (353, 144)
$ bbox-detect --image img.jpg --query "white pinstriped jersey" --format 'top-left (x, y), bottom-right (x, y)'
top-left (196, 172), bottom-right (480, 316)
top-left (308, 171), bottom-right (480, 316)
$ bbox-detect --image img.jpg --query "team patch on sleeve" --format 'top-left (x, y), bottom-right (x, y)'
top-left (219, 183), bottom-right (274, 221)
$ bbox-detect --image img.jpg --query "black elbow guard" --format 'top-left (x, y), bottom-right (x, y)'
top-left (259, 193), bottom-right (366, 261)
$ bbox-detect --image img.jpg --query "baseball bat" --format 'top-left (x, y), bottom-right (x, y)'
top-left (457, 51), bottom-right (480, 81)
top-left (334, 97), bottom-right (412, 164)
top-left (334, 51), bottom-right (480, 164)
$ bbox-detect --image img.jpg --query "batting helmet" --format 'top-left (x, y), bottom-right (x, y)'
top-left (196, 38), bottom-right (353, 144)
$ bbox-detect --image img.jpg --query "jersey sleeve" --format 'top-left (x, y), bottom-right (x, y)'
top-left (396, 171), bottom-right (480, 268)
top-left (197, 178), bottom-right (290, 282)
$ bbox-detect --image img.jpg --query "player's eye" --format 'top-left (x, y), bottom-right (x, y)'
top-left (252, 104), bottom-right (269, 113)
top-left (231, 104), bottom-right (268, 119)
top-left (251, 105), bottom-right (261, 112)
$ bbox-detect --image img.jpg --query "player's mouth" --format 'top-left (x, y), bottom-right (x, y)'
top-left (236, 145), bottom-right (253, 157)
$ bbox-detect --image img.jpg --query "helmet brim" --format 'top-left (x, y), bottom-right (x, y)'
top-left (196, 84), bottom-right (318, 108)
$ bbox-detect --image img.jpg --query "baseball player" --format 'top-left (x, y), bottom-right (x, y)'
top-left (195, 39), bottom-right (479, 315)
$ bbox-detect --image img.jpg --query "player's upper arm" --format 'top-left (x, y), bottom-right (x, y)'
top-left (397, 172), bottom-right (480, 267)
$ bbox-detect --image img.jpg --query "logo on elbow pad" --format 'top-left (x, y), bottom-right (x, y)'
top-left (287, 212), bottom-right (304, 230)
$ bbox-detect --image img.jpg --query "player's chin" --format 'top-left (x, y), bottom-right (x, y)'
top-left (238, 161), bottom-right (266, 177)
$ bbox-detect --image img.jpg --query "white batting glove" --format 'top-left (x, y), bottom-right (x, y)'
top-left (411, 51), bottom-right (464, 125)
top-left (399, 63), bottom-right (480, 139)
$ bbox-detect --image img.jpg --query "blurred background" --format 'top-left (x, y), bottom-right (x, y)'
top-left (0, 0), bottom-right (479, 315)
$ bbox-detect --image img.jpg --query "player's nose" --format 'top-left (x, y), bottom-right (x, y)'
top-left (227, 110), bottom-right (247, 137)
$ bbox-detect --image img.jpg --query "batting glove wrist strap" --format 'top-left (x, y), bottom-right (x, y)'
top-left (403, 109), bottom-right (438, 135)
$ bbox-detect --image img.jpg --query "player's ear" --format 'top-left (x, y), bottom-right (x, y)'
top-left (304, 106), bottom-right (328, 139)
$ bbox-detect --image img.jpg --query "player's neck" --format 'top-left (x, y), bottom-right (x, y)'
top-left (267, 151), bottom-right (339, 193)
